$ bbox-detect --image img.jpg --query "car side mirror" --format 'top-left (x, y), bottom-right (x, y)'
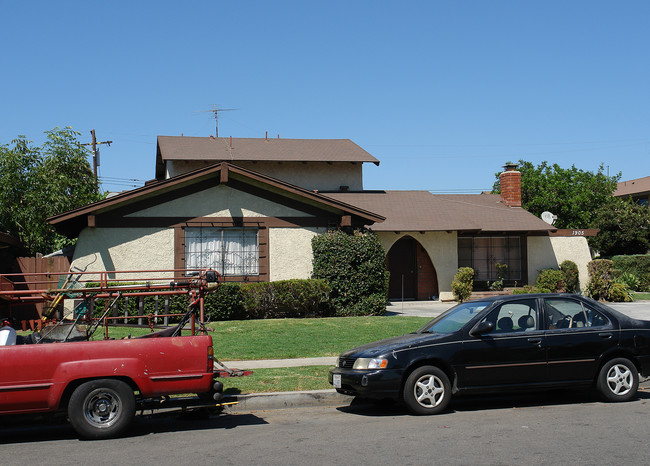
top-left (470, 321), bottom-right (494, 337)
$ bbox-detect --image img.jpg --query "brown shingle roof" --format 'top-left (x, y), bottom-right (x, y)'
top-left (615, 176), bottom-right (650, 197)
top-left (157, 136), bottom-right (380, 164)
top-left (325, 191), bottom-right (555, 233)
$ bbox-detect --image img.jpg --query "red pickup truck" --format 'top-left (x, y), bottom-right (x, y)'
top-left (0, 333), bottom-right (221, 439)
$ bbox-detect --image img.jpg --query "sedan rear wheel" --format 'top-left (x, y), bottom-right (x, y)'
top-left (403, 365), bottom-right (451, 415)
top-left (597, 358), bottom-right (639, 402)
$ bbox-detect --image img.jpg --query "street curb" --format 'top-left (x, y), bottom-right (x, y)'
top-left (224, 389), bottom-right (354, 412)
top-left (223, 378), bottom-right (650, 413)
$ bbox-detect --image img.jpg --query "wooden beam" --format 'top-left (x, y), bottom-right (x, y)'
top-left (220, 164), bottom-right (229, 184)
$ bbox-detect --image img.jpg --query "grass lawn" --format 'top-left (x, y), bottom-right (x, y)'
top-left (221, 366), bottom-right (333, 394)
top-left (632, 292), bottom-right (650, 301)
top-left (208, 315), bottom-right (431, 361)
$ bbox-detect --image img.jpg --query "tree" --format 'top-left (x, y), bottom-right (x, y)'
top-left (492, 160), bottom-right (620, 229)
top-left (589, 197), bottom-right (650, 256)
top-left (0, 127), bottom-right (104, 254)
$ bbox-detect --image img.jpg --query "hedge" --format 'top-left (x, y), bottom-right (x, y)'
top-left (86, 279), bottom-right (332, 322)
top-left (311, 229), bottom-right (388, 316)
top-left (612, 255), bottom-right (650, 291)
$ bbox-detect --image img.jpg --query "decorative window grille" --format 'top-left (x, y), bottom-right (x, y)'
top-left (185, 227), bottom-right (259, 276)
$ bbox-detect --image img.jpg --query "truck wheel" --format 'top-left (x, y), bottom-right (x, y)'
top-left (68, 379), bottom-right (135, 439)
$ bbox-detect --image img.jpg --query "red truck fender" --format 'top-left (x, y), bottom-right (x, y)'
top-left (49, 358), bottom-right (146, 410)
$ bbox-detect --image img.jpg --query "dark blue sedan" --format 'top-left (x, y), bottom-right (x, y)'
top-left (329, 294), bottom-right (650, 414)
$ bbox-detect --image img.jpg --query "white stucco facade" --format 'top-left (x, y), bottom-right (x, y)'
top-left (269, 227), bottom-right (326, 281)
top-left (167, 160), bottom-right (364, 191)
top-left (72, 227), bottom-right (175, 279)
top-left (129, 185), bottom-right (312, 219)
top-left (527, 236), bottom-right (592, 291)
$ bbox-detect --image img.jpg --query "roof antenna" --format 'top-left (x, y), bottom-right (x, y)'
top-left (195, 105), bottom-right (237, 137)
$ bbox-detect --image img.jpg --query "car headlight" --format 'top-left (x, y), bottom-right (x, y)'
top-left (353, 358), bottom-right (388, 370)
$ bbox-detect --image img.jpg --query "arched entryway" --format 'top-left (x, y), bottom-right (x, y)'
top-left (386, 236), bottom-right (438, 300)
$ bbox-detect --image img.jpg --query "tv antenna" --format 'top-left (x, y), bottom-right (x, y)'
top-left (196, 105), bottom-right (237, 137)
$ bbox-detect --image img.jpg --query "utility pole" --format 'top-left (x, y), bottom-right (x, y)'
top-left (83, 130), bottom-right (112, 184)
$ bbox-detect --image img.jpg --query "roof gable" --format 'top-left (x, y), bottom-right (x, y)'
top-left (48, 162), bottom-right (385, 237)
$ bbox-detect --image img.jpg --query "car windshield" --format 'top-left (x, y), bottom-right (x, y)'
top-left (418, 301), bottom-right (490, 334)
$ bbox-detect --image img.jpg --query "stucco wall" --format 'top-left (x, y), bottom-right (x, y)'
top-left (376, 231), bottom-right (458, 301)
top-left (167, 161), bottom-right (363, 191)
top-left (72, 227), bottom-right (175, 279)
top-left (130, 185), bottom-right (312, 218)
top-left (527, 236), bottom-right (592, 291)
top-left (269, 227), bottom-right (326, 281)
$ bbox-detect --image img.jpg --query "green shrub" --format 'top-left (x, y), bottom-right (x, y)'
top-left (487, 263), bottom-right (508, 291)
top-left (585, 259), bottom-right (615, 300)
top-left (559, 260), bottom-right (579, 293)
top-left (535, 269), bottom-right (566, 293)
top-left (87, 279), bottom-right (332, 323)
top-left (452, 267), bottom-right (474, 302)
top-left (311, 229), bottom-right (388, 316)
top-left (512, 285), bottom-right (538, 295)
top-left (338, 294), bottom-right (387, 317)
top-left (608, 282), bottom-right (632, 302)
top-left (616, 272), bottom-right (641, 292)
top-left (612, 255), bottom-right (650, 292)
top-left (241, 279), bottom-right (333, 319)
top-left (204, 283), bottom-right (245, 321)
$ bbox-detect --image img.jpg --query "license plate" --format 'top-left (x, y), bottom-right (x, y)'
top-left (333, 374), bottom-right (341, 389)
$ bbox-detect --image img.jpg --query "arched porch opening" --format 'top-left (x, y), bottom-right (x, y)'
top-left (386, 236), bottom-right (438, 300)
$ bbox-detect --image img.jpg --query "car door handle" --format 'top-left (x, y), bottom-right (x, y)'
top-left (598, 332), bottom-right (613, 339)
top-left (527, 338), bottom-right (542, 346)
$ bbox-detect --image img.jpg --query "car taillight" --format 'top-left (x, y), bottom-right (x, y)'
top-left (208, 346), bottom-right (214, 372)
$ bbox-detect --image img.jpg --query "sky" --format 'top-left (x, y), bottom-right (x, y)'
top-left (1, 0), bottom-right (648, 194)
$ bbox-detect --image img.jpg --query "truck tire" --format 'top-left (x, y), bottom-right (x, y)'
top-left (68, 379), bottom-right (136, 439)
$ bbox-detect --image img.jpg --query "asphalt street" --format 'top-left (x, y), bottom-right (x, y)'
top-left (2, 388), bottom-right (650, 465)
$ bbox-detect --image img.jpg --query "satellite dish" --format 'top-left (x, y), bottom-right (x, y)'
top-left (541, 211), bottom-right (557, 225)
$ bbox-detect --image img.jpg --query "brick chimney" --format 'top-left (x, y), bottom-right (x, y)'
top-left (500, 163), bottom-right (521, 207)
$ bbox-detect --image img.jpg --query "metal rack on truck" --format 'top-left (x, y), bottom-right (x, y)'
top-left (0, 267), bottom-right (251, 439)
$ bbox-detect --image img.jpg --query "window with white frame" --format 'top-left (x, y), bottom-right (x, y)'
top-left (185, 227), bottom-right (259, 276)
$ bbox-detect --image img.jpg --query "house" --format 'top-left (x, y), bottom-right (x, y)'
top-left (615, 176), bottom-right (650, 206)
top-left (48, 136), bottom-right (593, 301)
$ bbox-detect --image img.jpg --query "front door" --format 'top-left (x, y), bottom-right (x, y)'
top-left (543, 297), bottom-right (617, 383)
top-left (456, 298), bottom-right (548, 388)
top-left (387, 237), bottom-right (417, 299)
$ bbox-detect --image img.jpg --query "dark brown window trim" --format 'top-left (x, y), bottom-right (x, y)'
top-left (173, 220), bottom-right (270, 282)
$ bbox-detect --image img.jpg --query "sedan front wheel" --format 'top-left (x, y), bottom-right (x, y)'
top-left (403, 365), bottom-right (451, 415)
top-left (596, 358), bottom-right (639, 402)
